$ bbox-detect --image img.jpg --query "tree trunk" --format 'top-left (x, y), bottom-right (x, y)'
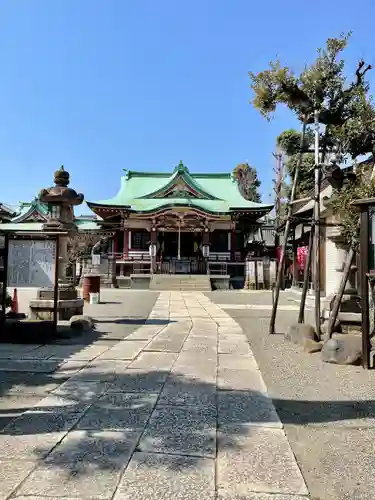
top-left (269, 119), bottom-right (307, 334)
top-left (298, 226), bottom-right (314, 323)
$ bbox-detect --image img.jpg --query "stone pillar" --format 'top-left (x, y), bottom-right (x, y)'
top-left (150, 228), bottom-right (157, 273)
top-left (57, 235), bottom-right (71, 289)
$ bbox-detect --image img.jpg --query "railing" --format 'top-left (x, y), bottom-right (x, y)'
top-left (208, 262), bottom-right (228, 275)
top-left (156, 259), bottom-right (207, 275)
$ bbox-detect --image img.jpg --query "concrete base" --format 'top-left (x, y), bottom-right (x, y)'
top-left (130, 274), bottom-right (151, 289)
top-left (210, 275), bottom-right (230, 290)
top-left (116, 276), bottom-right (131, 289)
top-left (29, 298), bottom-right (84, 321)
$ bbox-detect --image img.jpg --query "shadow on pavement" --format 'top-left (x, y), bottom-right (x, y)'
top-left (0, 366), bottom-right (374, 475)
top-left (97, 318), bottom-right (175, 325)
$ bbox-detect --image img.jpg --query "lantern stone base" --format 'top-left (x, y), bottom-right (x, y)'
top-left (29, 288), bottom-right (84, 322)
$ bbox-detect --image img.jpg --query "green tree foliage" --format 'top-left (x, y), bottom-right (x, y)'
top-left (249, 33), bottom-right (375, 247)
top-left (232, 163), bottom-right (261, 202)
top-left (249, 32), bottom-right (373, 160)
top-left (330, 165), bottom-right (375, 249)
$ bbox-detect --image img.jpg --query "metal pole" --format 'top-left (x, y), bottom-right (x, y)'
top-left (298, 226), bottom-right (314, 323)
top-left (53, 235), bottom-right (60, 334)
top-left (269, 120), bottom-right (307, 334)
top-left (313, 109), bottom-right (321, 336)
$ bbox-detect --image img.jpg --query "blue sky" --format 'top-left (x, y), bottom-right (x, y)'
top-left (0, 0), bottom-right (373, 213)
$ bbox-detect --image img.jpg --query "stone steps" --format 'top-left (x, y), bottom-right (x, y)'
top-left (150, 274), bottom-right (212, 291)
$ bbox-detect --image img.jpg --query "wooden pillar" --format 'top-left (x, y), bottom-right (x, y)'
top-left (231, 224), bottom-right (236, 261)
top-left (360, 207), bottom-right (370, 369)
top-left (123, 229), bottom-right (129, 259)
top-left (203, 228), bottom-right (209, 274)
top-left (113, 233), bottom-right (119, 255)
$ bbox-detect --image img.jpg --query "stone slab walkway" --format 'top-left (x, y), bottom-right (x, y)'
top-left (0, 291), bottom-right (309, 500)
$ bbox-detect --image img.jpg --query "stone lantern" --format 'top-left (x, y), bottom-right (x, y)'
top-left (29, 166), bottom-right (85, 321)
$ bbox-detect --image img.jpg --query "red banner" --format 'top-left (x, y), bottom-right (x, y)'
top-left (297, 246), bottom-right (308, 270)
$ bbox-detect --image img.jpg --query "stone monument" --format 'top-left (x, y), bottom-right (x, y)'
top-left (29, 166), bottom-right (85, 321)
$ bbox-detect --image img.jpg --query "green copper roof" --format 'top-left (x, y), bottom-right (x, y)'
top-left (12, 199), bottom-right (49, 223)
top-left (88, 163), bottom-right (273, 214)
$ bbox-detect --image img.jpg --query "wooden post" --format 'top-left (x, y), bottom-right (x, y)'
top-left (298, 226), bottom-right (314, 324)
top-left (123, 229), bottom-right (129, 259)
top-left (231, 223), bottom-right (236, 261)
top-left (360, 207), bottom-right (371, 369)
top-left (269, 120), bottom-right (307, 334)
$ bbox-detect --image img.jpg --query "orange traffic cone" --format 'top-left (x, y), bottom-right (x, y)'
top-left (11, 288), bottom-right (18, 314)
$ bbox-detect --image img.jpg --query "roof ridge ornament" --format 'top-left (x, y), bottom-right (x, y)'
top-left (174, 160), bottom-right (188, 174)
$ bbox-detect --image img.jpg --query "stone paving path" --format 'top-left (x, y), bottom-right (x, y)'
top-left (0, 291), bottom-right (309, 499)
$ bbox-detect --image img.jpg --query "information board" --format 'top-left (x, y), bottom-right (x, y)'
top-left (8, 239), bottom-right (56, 288)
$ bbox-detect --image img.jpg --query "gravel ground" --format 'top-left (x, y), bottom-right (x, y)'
top-left (209, 290), bottom-right (375, 500)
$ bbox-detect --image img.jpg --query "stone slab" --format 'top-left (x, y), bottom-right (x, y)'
top-left (15, 461), bottom-right (123, 499)
top-left (96, 341), bottom-right (149, 360)
top-left (158, 380), bottom-right (216, 407)
top-left (45, 429), bottom-right (141, 468)
top-left (114, 452), bottom-right (215, 500)
top-left (69, 360), bottom-right (131, 382)
top-left (0, 431), bottom-right (67, 460)
top-left (218, 391), bottom-right (282, 429)
top-left (145, 336), bottom-right (189, 353)
top-left (217, 368), bottom-right (267, 392)
top-left (76, 392), bottom-right (158, 431)
top-left (129, 352), bottom-right (178, 370)
top-left (53, 380), bottom-right (110, 403)
top-left (107, 369), bottom-right (168, 393)
top-left (0, 360), bottom-right (61, 373)
top-left (139, 405), bottom-right (216, 458)
top-left (1, 407), bottom-right (83, 435)
top-left (217, 427), bottom-right (308, 496)
top-left (0, 460), bottom-right (36, 500)
top-left (218, 341), bottom-right (252, 355)
top-left (218, 495), bottom-right (309, 500)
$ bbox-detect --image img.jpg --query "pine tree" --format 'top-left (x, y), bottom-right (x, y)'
top-left (232, 163), bottom-right (261, 202)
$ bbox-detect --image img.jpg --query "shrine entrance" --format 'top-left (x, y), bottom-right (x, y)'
top-left (158, 231), bottom-right (205, 274)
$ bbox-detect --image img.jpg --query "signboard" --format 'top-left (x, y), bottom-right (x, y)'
top-left (92, 254), bottom-right (101, 266)
top-left (8, 239), bottom-right (56, 288)
top-left (247, 260), bottom-right (256, 285)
